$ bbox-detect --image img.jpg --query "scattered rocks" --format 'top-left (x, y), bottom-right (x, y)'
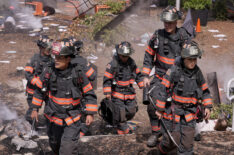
top-left (11, 136), bottom-right (38, 151)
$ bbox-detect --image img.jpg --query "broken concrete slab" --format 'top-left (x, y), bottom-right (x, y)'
top-left (11, 136), bottom-right (38, 151)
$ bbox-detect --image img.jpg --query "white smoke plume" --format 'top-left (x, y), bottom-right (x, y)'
top-left (0, 0), bottom-right (43, 29)
top-left (0, 104), bottom-right (18, 121)
top-left (17, 7), bottom-right (43, 29)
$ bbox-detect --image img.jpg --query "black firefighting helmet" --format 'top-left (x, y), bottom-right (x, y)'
top-left (116, 41), bottom-right (134, 56)
top-left (51, 40), bottom-right (74, 57)
top-left (160, 6), bottom-right (181, 22)
top-left (181, 41), bottom-right (203, 59)
top-left (68, 36), bottom-right (84, 54)
top-left (37, 35), bottom-right (51, 49)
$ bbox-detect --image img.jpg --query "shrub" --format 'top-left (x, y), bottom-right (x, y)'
top-left (105, 0), bottom-right (124, 14)
top-left (212, 0), bottom-right (228, 20)
top-left (183, 0), bottom-right (212, 10)
top-left (210, 103), bottom-right (233, 126)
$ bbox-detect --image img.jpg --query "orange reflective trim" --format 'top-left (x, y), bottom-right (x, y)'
top-left (44, 114), bottom-right (63, 126)
top-left (156, 74), bottom-right (163, 80)
top-left (65, 114), bottom-right (81, 126)
top-left (152, 126), bottom-right (160, 131)
top-left (104, 71), bottom-right (113, 79)
top-left (31, 77), bottom-right (42, 88)
top-left (175, 115), bottom-right (180, 122)
top-left (163, 113), bottom-right (173, 120)
top-left (156, 53), bottom-right (175, 65)
top-left (24, 66), bottom-right (34, 73)
top-left (117, 128), bottom-right (129, 135)
top-left (112, 91), bottom-right (125, 100)
top-left (138, 81), bottom-right (144, 88)
top-left (103, 87), bottom-right (111, 93)
top-left (203, 98), bottom-right (213, 106)
top-left (86, 67), bottom-right (95, 78)
top-left (117, 129), bottom-right (125, 135)
top-left (117, 79), bottom-right (134, 86)
top-left (201, 83), bottom-right (208, 90)
top-left (26, 87), bottom-right (34, 94)
top-left (73, 114), bottom-right (81, 122)
top-left (161, 78), bottom-right (170, 88)
top-left (112, 91), bottom-right (135, 100)
top-left (130, 79), bottom-right (134, 84)
top-left (83, 82), bottom-right (93, 93)
top-left (32, 97), bottom-right (43, 106)
top-left (86, 104), bottom-right (98, 112)
top-left (156, 99), bottom-right (166, 109)
top-left (135, 68), bottom-right (140, 74)
top-left (172, 93), bottom-right (197, 104)
top-left (146, 46), bottom-right (156, 56)
top-left (65, 117), bottom-right (74, 126)
top-left (80, 132), bottom-right (85, 138)
top-left (125, 94), bottom-right (136, 100)
top-left (185, 113), bottom-right (195, 122)
top-left (142, 67), bottom-right (151, 75)
top-left (49, 93), bottom-right (80, 106)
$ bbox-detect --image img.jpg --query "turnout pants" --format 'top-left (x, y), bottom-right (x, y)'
top-left (111, 97), bottom-right (137, 134)
top-left (25, 94), bottom-right (33, 124)
top-left (46, 119), bottom-right (83, 155)
top-left (147, 75), bottom-right (162, 136)
top-left (159, 116), bottom-right (196, 155)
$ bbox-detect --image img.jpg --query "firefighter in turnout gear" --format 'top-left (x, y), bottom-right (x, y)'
top-left (24, 35), bottom-right (53, 124)
top-left (142, 6), bottom-right (192, 147)
top-left (68, 37), bottom-right (97, 84)
top-left (155, 42), bottom-right (213, 154)
top-left (103, 41), bottom-right (144, 134)
top-left (31, 41), bottom-right (98, 155)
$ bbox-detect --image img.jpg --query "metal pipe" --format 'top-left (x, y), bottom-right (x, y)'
top-left (176, 0), bottom-right (180, 11)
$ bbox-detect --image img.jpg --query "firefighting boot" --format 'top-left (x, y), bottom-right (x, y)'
top-left (147, 134), bottom-right (159, 147)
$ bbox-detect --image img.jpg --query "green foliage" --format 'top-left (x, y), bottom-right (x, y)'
top-left (212, 0), bottom-right (228, 20)
top-left (105, 0), bottom-right (124, 14)
top-left (210, 103), bottom-right (233, 126)
top-left (183, 0), bottom-right (212, 10)
top-left (78, 11), bottom-right (112, 39)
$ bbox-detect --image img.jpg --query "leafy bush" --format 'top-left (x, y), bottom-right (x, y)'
top-left (212, 0), bottom-right (228, 20)
top-left (183, 0), bottom-right (212, 10)
top-left (105, 0), bottom-right (124, 14)
top-left (210, 103), bottom-right (233, 126)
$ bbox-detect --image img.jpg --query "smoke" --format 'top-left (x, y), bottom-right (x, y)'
top-left (200, 51), bottom-right (234, 90)
top-left (0, 0), bottom-right (43, 29)
top-left (0, 104), bottom-right (18, 121)
top-left (16, 7), bottom-right (43, 29)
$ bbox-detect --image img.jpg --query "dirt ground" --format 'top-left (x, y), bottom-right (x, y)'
top-left (0, 5), bottom-right (234, 155)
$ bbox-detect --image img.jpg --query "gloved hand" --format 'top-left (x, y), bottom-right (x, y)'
top-left (155, 110), bottom-right (163, 119)
top-left (31, 110), bottom-right (39, 122)
top-left (106, 94), bottom-right (111, 100)
top-left (86, 115), bottom-right (94, 126)
top-left (143, 77), bottom-right (150, 88)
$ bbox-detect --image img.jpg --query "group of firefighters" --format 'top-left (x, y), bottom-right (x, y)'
top-left (24, 6), bottom-right (213, 155)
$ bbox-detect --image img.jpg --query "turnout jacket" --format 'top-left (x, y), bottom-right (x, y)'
top-left (24, 53), bottom-right (51, 95)
top-left (71, 55), bottom-right (96, 81)
top-left (155, 62), bottom-right (213, 122)
top-left (142, 28), bottom-right (190, 78)
top-left (103, 55), bottom-right (144, 100)
top-left (32, 64), bottom-right (97, 126)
